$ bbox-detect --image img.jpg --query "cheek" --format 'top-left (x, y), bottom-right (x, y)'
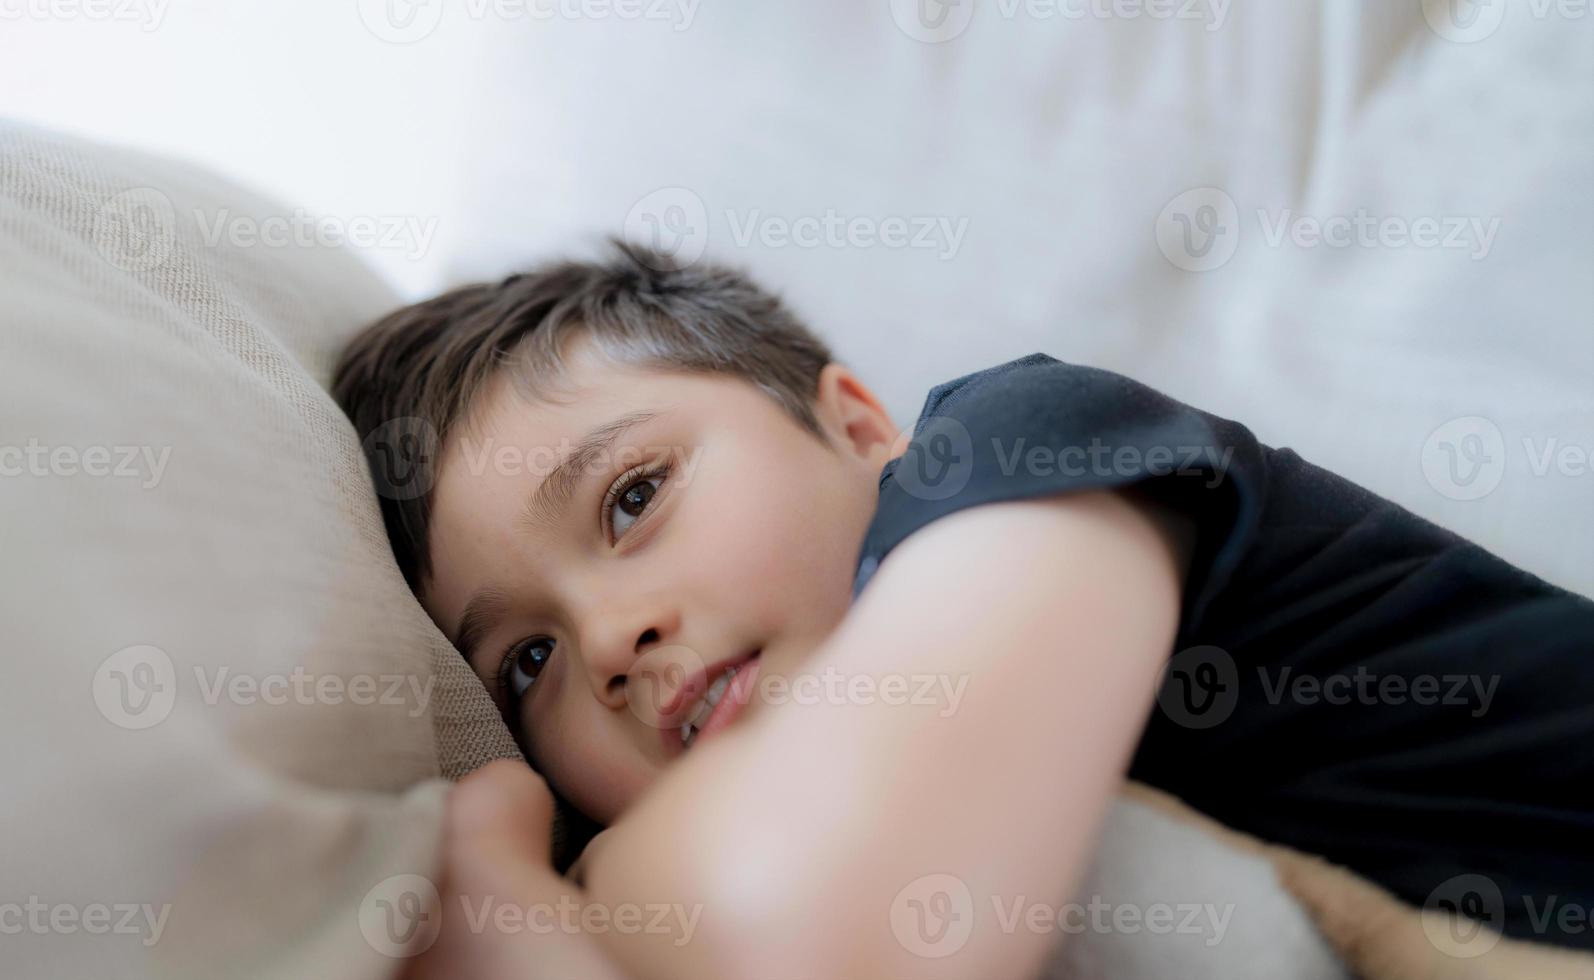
top-left (688, 436), bottom-right (867, 629)
top-left (527, 688), bottom-right (653, 825)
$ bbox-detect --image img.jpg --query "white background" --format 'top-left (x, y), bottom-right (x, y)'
top-left (2, 0), bottom-right (1590, 594)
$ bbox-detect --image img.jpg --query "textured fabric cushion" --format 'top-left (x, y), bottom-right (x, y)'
top-left (0, 120), bottom-right (518, 979)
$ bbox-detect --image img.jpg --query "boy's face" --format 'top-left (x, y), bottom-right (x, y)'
top-left (422, 340), bottom-right (897, 824)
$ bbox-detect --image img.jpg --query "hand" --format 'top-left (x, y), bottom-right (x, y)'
top-left (399, 760), bottom-right (626, 980)
top-left (568, 827), bottom-right (616, 889)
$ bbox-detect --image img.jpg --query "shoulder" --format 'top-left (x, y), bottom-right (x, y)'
top-left (858, 354), bottom-right (1269, 624)
top-left (909, 353), bottom-right (1235, 450)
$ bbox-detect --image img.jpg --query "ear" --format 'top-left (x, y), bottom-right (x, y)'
top-left (813, 363), bottom-right (902, 466)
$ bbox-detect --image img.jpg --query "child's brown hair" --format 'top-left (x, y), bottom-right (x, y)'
top-left (332, 240), bottom-right (832, 595)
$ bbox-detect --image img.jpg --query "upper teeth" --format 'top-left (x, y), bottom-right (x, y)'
top-left (681, 666), bottom-right (738, 747)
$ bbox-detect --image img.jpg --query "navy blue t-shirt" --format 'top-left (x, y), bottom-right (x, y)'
top-left (853, 354), bottom-right (1594, 952)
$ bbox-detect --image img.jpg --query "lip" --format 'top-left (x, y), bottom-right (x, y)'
top-left (691, 654), bottom-right (761, 749)
top-left (657, 649), bottom-right (761, 757)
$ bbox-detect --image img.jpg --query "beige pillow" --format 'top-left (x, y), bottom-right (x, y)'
top-left (0, 120), bottom-right (517, 979)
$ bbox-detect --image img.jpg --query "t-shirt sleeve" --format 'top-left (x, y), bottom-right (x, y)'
top-left (853, 353), bottom-right (1267, 632)
top-left (851, 356), bottom-right (1594, 951)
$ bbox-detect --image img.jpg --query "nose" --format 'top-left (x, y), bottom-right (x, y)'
top-left (578, 601), bottom-right (679, 709)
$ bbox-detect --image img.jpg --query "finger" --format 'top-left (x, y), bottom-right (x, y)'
top-left (567, 828), bottom-right (612, 887)
top-left (447, 760), bottom-right (557, 875)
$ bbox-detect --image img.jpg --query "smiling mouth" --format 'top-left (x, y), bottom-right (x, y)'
top-left (678, 650), bottom-right (761, 752)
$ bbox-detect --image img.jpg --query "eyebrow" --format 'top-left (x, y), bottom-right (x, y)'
top-left (454, 587), bottom-right (509, 672)
top-left (450, 410), bottom-right (660, 667)
top-left (517, 410), bottom-right (660, 536)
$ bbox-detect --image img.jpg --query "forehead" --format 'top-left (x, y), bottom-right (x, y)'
top-left (430, 348), bottom-right (663, 536)
top-left (418, 344), bottom-right (782, 625)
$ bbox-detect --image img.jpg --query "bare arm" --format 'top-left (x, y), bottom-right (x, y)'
top-left (584, 490), bottom-right (1187, 979)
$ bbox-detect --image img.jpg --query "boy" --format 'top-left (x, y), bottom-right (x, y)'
top-left (333, 242), bottom-right (1594, 978)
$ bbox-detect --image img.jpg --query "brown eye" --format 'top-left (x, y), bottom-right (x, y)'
top-left (508, 638), bottom-right (555, 698)
top-left (620, 479), bottom-right (655, 516)
top-left (609, 473), bottom-right (663, 537)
